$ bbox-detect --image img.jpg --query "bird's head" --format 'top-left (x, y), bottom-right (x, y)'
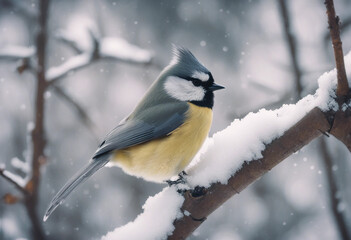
top-left (162, 46), bottom-right (224, 108)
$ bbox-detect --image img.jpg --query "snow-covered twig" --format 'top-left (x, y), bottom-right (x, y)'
top-left (102, 188), bottom-right (184, 240)
top-left (278, 0), bottom-right (303, 100)
top-left (48, 29), bottom-right (153, 84)
top-left (11, 157), bottom-right (30, 174)
top-left (0, 167), bottom-right (28, 195)
top-left (56, 30), bottom-right (85, 54)
top-left (0, 45), bottom-right (35, 60)
top-left (46, 53), bottom-right (92, 81)
top-left (99, 37), bottom-right (153, 63)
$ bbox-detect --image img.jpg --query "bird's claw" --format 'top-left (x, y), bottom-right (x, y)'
top-left (166, 171), bottom-right (187, 186)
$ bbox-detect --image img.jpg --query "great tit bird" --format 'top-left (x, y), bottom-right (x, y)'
top-left (43, 46), bottom-right (224, 221)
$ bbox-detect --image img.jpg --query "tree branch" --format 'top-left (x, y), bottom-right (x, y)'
top-left (24, 0), bottom-right (50, 239)
top-left (168, 107), bottom-right (331, 239)
top-left (0, 45), bottom-right (35, 60)
top-left (324, 17), bottom-right (351, 46)
top-left (47, 34), bottom-right (154, 85)
top-left (329, 109), bottom-right (351, 151)
top-left (325, 0), bottom-right (349, 97)
top-left (46, 53), bottom-right (92, 83)
top-left (0, 168), bottom-right (28, 195)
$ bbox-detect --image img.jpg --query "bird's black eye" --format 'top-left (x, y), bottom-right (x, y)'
top-left (192, 79), bottom-right (202, 86)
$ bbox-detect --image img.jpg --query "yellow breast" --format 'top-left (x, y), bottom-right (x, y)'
top-left (111, 103), bottom-right (213, 182)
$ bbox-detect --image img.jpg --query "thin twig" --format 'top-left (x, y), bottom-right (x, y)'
top-left (51, 85), bottom-right (100, 142)
top-left (46, 53), bottom-right (92, 84)
top-left (324, 17), bottom-right (351, 50)
top-left (278, 0), bottom-right (303, 99)
top-left (47, 34), bottom-right (154, 85)
top-left (319, 138), bottom-right (351, 240)
top-left (0, 45), bottom-right (35, 60)
top-left (325, 0), bottom-right (349, 97)
top-left (0, 168), bottom-right (28, 195)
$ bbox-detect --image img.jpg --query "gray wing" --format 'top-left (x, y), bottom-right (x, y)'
top-left (92, 102), bottom-right (188, 159)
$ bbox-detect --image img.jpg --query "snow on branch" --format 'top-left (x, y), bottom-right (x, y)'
top-left (47, 16), bottom-right (153, 83)
top-left (102, 188), bottom-right (184, 240)
top-left (99, 37), bottom-right (153, 63)
top-left (0, 166), bottom-right (28, 195)
top-left (101, 52), bottom-right (351, 240)
top-left (46, 38), bottom-right (153, 82)
top-left (0, 45), bottom-right (35, 60)
top-left (46, 53), bottom-right (91, 81)
top-left (11, 157), bottom-right (30, 174)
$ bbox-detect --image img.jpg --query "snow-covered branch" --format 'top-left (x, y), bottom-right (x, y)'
top-left (0, 167), bottom-right (28, 195)
top-left (101, 51), bottom-right (351, 240)
top-left (46, 53), bottom-right (92, 81)
top-left (0, 45), bottom-right (35, 60)
top-left (47, 25), bottom-right (153, 84)
top-left (99, 37), bottom-right (153, 63)
top-left (11, 157), bottom-right (30, 174)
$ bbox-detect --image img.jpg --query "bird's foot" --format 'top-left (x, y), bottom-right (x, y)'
top-left (166, 171), bottom-right (187, 186)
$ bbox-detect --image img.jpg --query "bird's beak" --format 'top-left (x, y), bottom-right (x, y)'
top-left (209, 83), bottom-right (225, 91)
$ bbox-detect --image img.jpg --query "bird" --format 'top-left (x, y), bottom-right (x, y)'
top-left (43, 46), bottom-right (224, 221)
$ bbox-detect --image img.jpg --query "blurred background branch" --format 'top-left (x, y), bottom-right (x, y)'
top-left (47, 27), bottom-right (154, 84)
top-left (0, 0), bottom-right (155, 239)
top-left (278, 0), bottom-right (303, 101)
top-left (0, 167), bottom-right (27, 195)
top-left (319, 138), bottom-right (351, 240)
top-left (51, 85), bottom-right (100, 143)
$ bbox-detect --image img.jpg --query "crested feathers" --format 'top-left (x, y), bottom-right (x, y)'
top-left (169, 45), bottom-right (210, 79)
top-left (163, 46), bottom-right (217, 108)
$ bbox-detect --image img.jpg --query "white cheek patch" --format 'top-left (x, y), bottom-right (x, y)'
top-left (192, 71), bottom-right (209, 82)
top-left (164, 76), bottom-right (205, 101)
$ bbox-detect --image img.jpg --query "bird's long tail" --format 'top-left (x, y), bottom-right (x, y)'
top-left (43, 155), bottom-right (110, 221)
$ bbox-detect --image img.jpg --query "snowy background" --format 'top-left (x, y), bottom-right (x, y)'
top-left (1, 0), bottom-right (351, 239)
